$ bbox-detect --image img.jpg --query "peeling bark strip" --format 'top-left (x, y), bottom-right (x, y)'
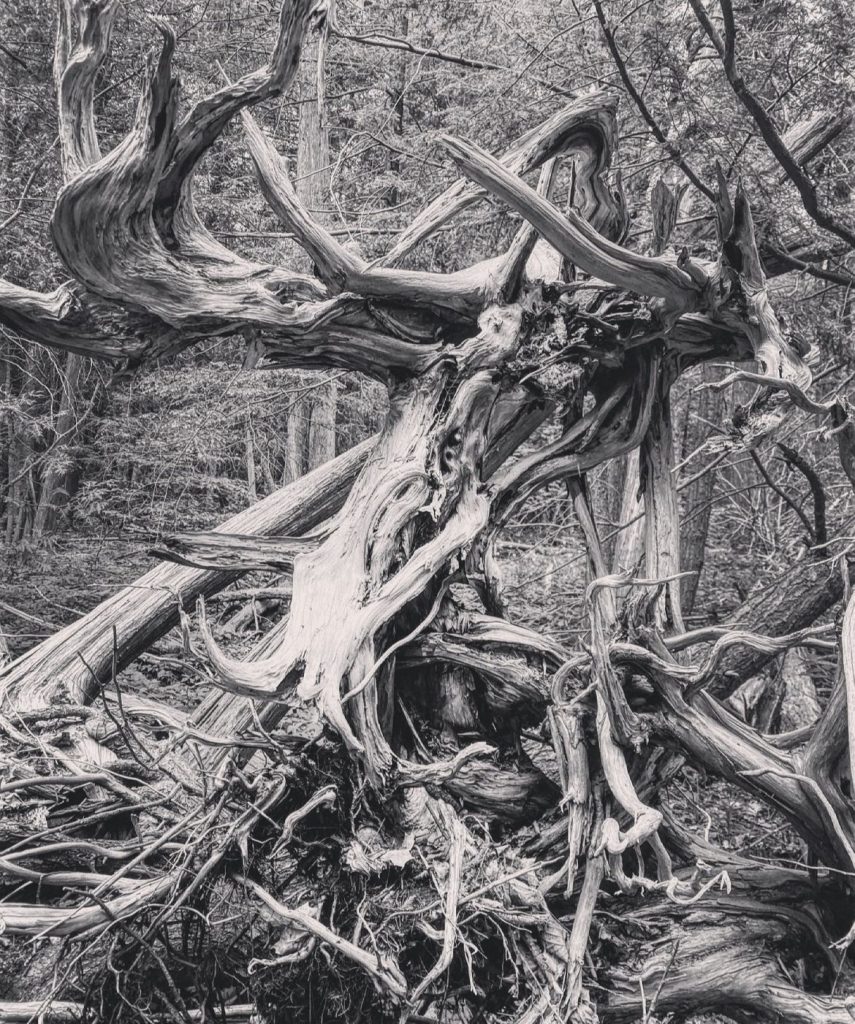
top-left (2, 1), bottom-right (855, 1020)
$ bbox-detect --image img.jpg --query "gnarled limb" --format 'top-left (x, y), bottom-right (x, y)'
top-left (636, 650), bottom-right (855, 872)
top-left (241, 108), bottom-right (503, 320)
top-left (50, 24), bottom-right (324, 333)
top-left (189, 307), bottom-right (527, 775)
top-left (0, 873), bottom-right (176, 938)
top-left (441, 134), bottom-right (704, 307)
top-left (707, 551), bottom-right (850, 697)
top-left (0, 280), bottom-right (125, 357)
top-left (153, 531), bottom-right (321, 572)
top-left (237, 874), bottom-right (408, 999)
top-left (604, 914), bottom-right (855, 1023)
top-left (380, 92), bottom-right (625, 266)
top-left (153, 0), bottom-right (329, 235)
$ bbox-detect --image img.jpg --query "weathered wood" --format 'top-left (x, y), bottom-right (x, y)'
top-left (441, 133), bottom-right (704, 306)
top-left (188, 394), bottom-right (553, 769)
top-left (32, 353), bottom-right (85, 539)
top-left (297, 24), bottom-right (337, 475)
top-left (152, 531), bottom-right (320, 572)
top-left (193, 307), bottom-right (522, 771)
top-left (678, 364), bottom-right (726, 614)
top-left (380, 92), bottom-right (623, 266)
top-left (610, 449), bottom-right (644, 573)
top-left (639, 367), bottom-right (685, 631)
top-left (0, 437), bottom-right (373, 711)
top-left (650, 177), bottom-right (686, 255)
top-left (604, 915), bottom-right (855, 1023)
top-left (2, 3), bottom-right (854, 1018)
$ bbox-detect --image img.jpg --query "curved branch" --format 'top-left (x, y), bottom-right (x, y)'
top-left (241, 106), bottom-right (504, 318)
top-left (237, 875), bottom-right (407, 999)
top-left (777, 443), bottom-right (828, 548)
top-left (380, 92), bottom-right (625, 266)
top-left (0, 873), bottom-right (175, 938)
top-left (51, 27), bottom-right (324, 332)
top-left (610, 624), bottom-right (836, 698)
top-left (440, 134), bottom-right (703, 304)
top-left (492, 354), bottom-right (659, 518)
top-left (153, 0), bottom-right (328, 237)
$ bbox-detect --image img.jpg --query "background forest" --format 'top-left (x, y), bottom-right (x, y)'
top-left (1, 0), bottom-right (855, 1020)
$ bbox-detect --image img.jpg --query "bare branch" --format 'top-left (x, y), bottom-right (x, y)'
top-left (152, 532), bottom-right (321, 572)
top-left (54, 0), bottom-right (118, 178)
top-left (592, 0), bottom-right (714, 201)
top-left (154, 0), bottom-right (328, 233)
top-left (688, 0), bottom-right (855, 250)
top-left (240, 106), bottom-right (505, 319)
top-left (237, 875), bottom-right (408, 998)
top-left (441, 134), bottom-right (704, 305)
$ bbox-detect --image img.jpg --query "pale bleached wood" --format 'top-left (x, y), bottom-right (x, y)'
top-left (0, 437), bottom-right (373, 712)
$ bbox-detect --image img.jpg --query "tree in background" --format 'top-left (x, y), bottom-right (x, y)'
top-left (282, 13), bottom-right (337, 483)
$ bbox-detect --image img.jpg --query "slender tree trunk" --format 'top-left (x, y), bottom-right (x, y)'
top-left (5, 420), bottom-right (28, 545)
top-left (1, 348), bottom-right (12, 543)
top-left (284, 26), bottom-right (336, 480)
top-left (385, 10), bottom-right (408, 209)
top-left (611, 448), bottom-right (644, 573)
top-left (641, 373), bottom-right (684, 630)
top-left (32, 351), bottom-right (83, 538)
top-left (679, 363), bottom-right (726, 616)
top-left (282, 391), bottom-right (305, 484)
top-left (244, 412), bottom-right (257, 502)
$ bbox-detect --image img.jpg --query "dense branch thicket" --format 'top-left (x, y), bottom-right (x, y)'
top-left (1, 1), bottom-right (855, 1022)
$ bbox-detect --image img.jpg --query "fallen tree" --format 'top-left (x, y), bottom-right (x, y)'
top-left (2, 1), bottom-right (855, 1021)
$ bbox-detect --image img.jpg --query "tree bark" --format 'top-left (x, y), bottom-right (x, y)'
top-left (679, 363), bottom-right (726, 615)
top-left (285, 25), bottom-right (336, 480)
top-left (32, 351), bottom-right (84, 538)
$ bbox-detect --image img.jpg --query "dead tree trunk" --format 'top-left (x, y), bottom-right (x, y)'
top-left (679, 362), bottom-right (726, 615)
top-left (283, 21), bottom-right (336, 481)
top-left (0, 435), bottom-right (371, 712)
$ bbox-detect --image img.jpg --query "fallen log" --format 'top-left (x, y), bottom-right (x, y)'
top-left (0, 437), bottom-right (373, 713)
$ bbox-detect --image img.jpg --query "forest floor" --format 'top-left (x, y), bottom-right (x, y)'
top-left (0, 533), bottom-right (807, 1023)
top-left (1, 531), bottom-right (805, 868)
